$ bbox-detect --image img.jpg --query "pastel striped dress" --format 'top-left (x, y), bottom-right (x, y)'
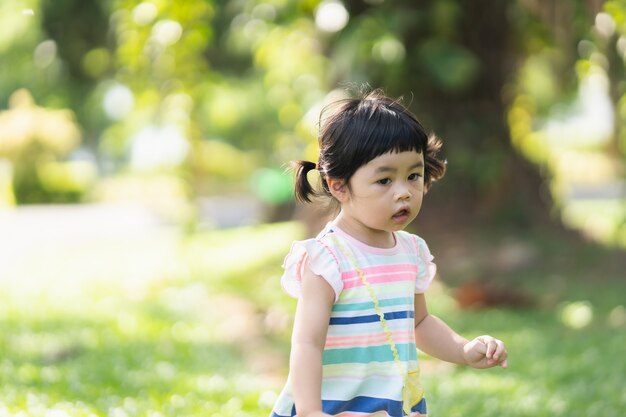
top-left (270, 222), bottom-right (437, 417)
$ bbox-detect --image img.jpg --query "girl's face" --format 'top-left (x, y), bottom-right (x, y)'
top-left (331, 150), bottom-right (425, 247)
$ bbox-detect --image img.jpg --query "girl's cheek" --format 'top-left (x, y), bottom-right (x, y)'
top-left (359, 187), bottom-right (381, 198)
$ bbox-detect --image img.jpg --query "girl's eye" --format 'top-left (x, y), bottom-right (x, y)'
top-left (408, 173), bottom-right (423, 181)
top-left (377, 178), bottom-right (391, 185)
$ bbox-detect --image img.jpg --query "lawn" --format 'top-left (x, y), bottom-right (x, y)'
top-left (0, 221), bottom-right (624, 416)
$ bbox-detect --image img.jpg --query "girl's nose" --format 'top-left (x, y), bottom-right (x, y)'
top-left (394, 185), bottom-right (411, 201)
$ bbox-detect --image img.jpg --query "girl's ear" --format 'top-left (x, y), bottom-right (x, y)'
top-left (326, 177), bottom-right (349, 202)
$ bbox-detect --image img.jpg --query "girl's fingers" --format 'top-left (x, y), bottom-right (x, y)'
top-left (467, 336), bottom-right (508, 368)
top-left (474, 339), bottom-right (488, 355)
top-left (490, 341), bottom-right (500, 359)
top-left (492, 341), bottom-right (508, 369)
top-left (480, 337), bottom-right (508, 368)
top-left (482, 338), bottom-right (498, 359)
top-left (492, 340), bottom-right (506, 359)
top-left (465, 338), bottom-right (485, 357)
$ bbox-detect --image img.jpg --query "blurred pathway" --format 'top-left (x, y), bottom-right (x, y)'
top-left (0, 203), bottom-right (181, 285)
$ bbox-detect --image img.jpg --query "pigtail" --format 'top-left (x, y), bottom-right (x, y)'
top-left (424, 134), bottom-right (447, 191)
top-left (291, 160), bottom-right (318, 203)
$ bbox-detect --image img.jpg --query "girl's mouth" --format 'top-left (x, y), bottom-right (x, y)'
top-left (392, 209), bottom-right (410, 222)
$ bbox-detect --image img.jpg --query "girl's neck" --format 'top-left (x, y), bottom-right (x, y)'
top-left (333, 211), bottom-right (396, 249)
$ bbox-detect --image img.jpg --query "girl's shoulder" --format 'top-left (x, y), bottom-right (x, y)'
top-left (395, 231), bottom-right (437, 293)
top-left (280, 224), bottom-right (343, 301)
top-left (395, 230), bottom-right (430, 253)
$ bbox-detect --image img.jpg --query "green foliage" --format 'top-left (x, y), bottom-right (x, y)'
top-left (418, 39), bottom-right (481, 93)
top-left (507, 2), bottom-right (626, 244)
top-left (0, 1), bottom-right (47, 106)
top-left (1, 0), bottom-right (624, 240)
top-left (0, 89), bottom-right (88, 204)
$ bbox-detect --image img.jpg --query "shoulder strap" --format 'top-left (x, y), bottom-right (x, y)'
top-left (330, 236), bottom-right (406, 376)
top-left (331, 234), bottom-right (424, 414)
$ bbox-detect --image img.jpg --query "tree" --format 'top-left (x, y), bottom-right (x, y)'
top-left (323, 0), bottom-right (606, 232)
top-left (8, 0), bottom-right (622, 241)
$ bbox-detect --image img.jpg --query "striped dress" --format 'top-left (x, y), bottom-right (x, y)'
top-left (270, 222), bottom-right (436, 417)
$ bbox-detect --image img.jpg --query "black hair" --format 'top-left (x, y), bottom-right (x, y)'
top-left (293, 89), bottom-right (446, 203)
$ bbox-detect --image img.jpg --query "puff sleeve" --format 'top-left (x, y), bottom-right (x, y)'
top-left (280, 239), bottom-right (343, 301)
top-left (414, 236), bottom-right (437, 293)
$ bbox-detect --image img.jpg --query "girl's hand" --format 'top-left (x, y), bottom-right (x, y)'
top-left (463, 335), bottom-right (508, 369)
top-left (302, 412), bottom-right (332, 417)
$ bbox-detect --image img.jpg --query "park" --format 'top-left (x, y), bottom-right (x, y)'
top-left (0, 1), bottom-right (625, 416)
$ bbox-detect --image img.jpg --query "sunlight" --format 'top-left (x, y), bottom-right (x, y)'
top-left (129, 125), bottom-right (189, 170)
top-left (511, 57), bottom-right (624, 247)
top-left (133, 2), bottom-right (158, 26)
top-left (559, 301), bottom-right (593, 329)
top-left (595, 12), bottom-right (616, 38)
top-left (0, 89), bottom-right (81, 155)
top-left (151, 19), bottom-right (183, 46)
top-left (103, 83), bottom-right (134, 121)
top-left (315, 1), bottom-right (349, 33)
top-left (544, 68), bottom-right (613, 147)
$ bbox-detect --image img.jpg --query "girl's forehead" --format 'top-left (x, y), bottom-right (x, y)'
top-left (365, 150), bottom-right (424, 167)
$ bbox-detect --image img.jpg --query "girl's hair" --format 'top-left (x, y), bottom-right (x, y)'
top-left (293, 89), bottom-right (446, 203)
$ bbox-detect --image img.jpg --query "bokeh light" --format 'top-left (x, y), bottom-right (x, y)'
top-left (103, 83), bottom-right (135, 121)
top-left (315, 1), bottom-right (349, 33)
top-left (129, 125), bottom-right (189, 171)
top-left (33, 40), bottom-right (57, 68)
top-left (559, 301), bottom-right (594, 329)
top-left (132, 2), bottom-right (158, 26)
top-left (151, 19), bottom-right (183, 46)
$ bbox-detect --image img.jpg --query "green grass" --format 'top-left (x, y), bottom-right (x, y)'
top-left (422, 305), bottom-right (626, 416)
top-left (1, 221), bottom-right (624, 416)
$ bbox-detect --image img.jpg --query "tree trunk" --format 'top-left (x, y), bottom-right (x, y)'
top-left (413, 0), bottom-right (558, 231)
top-left (325, 1), bottom-right (594, 236)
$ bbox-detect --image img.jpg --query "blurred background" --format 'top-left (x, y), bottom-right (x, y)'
top-left (0, 0), bottom-right (625, 416)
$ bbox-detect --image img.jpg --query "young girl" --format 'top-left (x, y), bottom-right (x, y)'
top-left (270, 90), bottom-right (508, 417)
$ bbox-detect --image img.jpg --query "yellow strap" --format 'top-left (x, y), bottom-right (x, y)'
top-left (331, 236), bottom-right (407, 382)
top-left (332, 235), bottom-right (424, 414)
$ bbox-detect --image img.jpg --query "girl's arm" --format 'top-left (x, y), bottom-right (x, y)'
top-left (290, 261), bottom-right (335, 417)
top-left (413, 294), bottom-right (508, 368)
